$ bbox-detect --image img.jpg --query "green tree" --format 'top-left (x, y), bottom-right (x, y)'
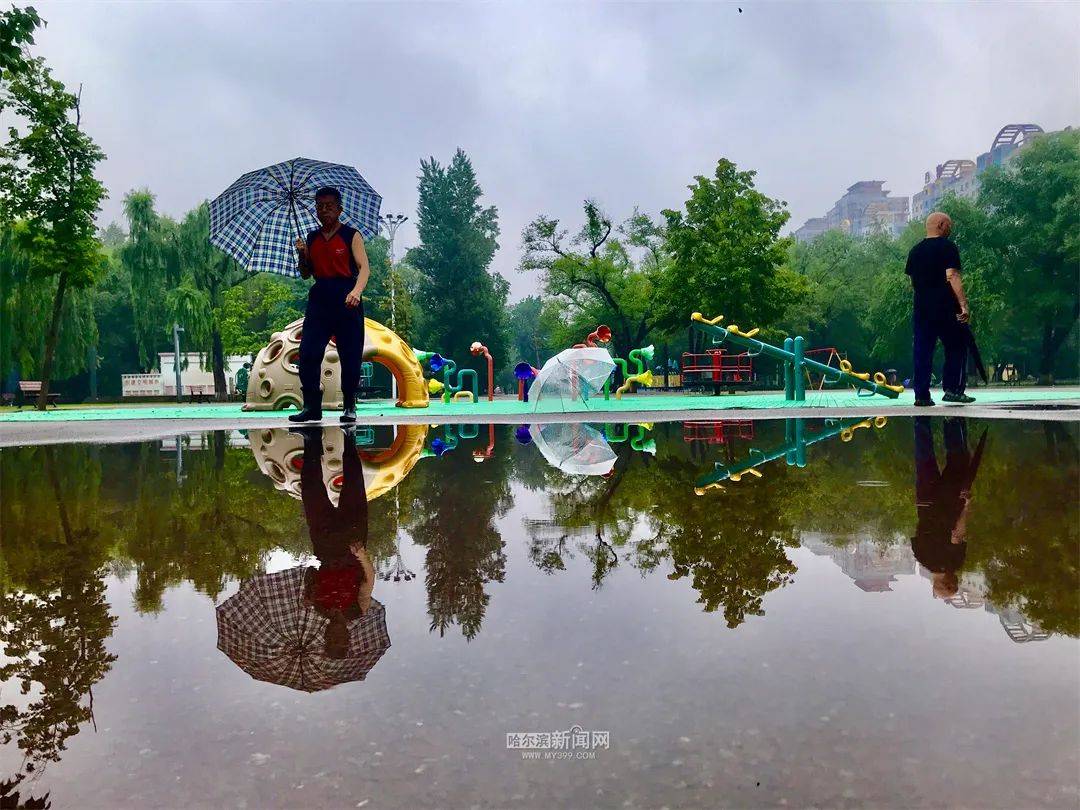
top-left (976, 130), bottom-right (1080, 381)
top-left (0, 6), bottom-right (40, 77)
top-left (783, 229), bottom-right (878, 366)
top-left (1, 221), bottom-right (101, 392)
top-left (0, 52), bottom-right (106, 408)
top-left (520, 201), bottom-right (657, 360)
top-left (174, 202), bottom-right (247, 400)
top-left (654, 158), bottom-right (804, 339)
top-left (363, 234), bottom-right (419, 343)
top-left (520, 423), bottom-right (801, 624)
top-left (411, 149), bottom-right (508, 375)
top-left (404, 440), bottom-right (511, 639)
top-left (98, 221), bottom-right (126, 250)
top-left (218, 274), bottom-right (306, 356)
top-left (86, 251), bottom-right (139, 398)
top-left (0, 446), bottom-right (117, 778)
top-left (507, 295), bottom-right (558, 367)
top-left (120, 190), bottom-right (179, 369)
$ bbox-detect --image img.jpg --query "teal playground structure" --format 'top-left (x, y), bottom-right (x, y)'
top-left (694, 416), bottom-right (887, 493)
top-left (603, 422), bottom-right (656, 454)
top-left (415, 350), bottom-right (480, 404)
top-left (689, 313), bottom-right (905, 401)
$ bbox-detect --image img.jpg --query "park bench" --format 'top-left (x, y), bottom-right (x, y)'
top-left (16, 381), bottom-right (60, 409)
top-left (185, 385), bottom-right (213, 404)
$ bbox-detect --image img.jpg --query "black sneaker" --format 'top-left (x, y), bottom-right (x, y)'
top-left (942, 391), bottom-right (976, 404)
top-left (288, 408), bottom-right (323, 423)
top-left (914, 398), bottom-right (936, 407)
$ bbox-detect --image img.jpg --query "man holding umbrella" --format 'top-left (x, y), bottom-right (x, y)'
top-left (291, 187), bottom-right (371, 423)
top-left (905, 211), bottom-right (976, 406)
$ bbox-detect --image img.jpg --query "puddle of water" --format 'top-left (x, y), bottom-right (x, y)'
top-left (0, 417), bottom-right (1076, 809)
top-left (993, 403), bottom-right (1080, 411)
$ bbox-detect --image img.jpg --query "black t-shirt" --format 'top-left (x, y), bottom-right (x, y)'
top-left (905, 237), bottom-right (961, 315)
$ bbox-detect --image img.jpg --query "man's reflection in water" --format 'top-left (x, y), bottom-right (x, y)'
top-left (217, 425), bottom-right (389, 691)
top-left (912, 416), bottom-right (980, 599)
top-left (295, 425), bottom-right (375, 658)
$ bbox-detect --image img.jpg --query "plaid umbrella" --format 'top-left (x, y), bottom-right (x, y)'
top-left (216, 566), bottom-right (390, 692)
top-left (209, 157), bottom-right (382, 277)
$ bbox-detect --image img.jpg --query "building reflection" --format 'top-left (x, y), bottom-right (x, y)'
top-left (801, 534), bottom-right (917, 592)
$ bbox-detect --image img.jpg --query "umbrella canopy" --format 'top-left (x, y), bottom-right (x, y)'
top-left (961, 322), bottom-right (989, 384)
top-left (530, 348), bottom-right (615, 412)
top-left (532, 422), bottom-right (617, 476)
top-left (209, 157), bottom-right (382, 277)
top-left (216, 566), bottom-right (390, 692)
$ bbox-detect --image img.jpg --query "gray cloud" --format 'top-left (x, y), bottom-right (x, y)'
top-left (32, 1), bottom-right (1080, 299)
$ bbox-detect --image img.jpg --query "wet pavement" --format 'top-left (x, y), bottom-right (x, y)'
top-left (0, 417), bottom-right (1076, 808)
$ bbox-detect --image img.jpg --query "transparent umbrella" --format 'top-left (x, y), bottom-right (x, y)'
top-left (530, 348), bottom-right (615, 413)
top-left (533, 422), bottom-right (617, 476)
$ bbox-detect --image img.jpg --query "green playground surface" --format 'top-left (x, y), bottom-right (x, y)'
top-left (1, 387), bottom-right (1077, 423)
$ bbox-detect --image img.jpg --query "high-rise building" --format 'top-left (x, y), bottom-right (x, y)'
top-left (793, 181), bottom-right (910, 243)
top-left (911, 123), bottom-right (1044, 221)
top-left (792, 217), bottom-right (828, 243)
top-left (794, 123), bottom-right (1055, 243)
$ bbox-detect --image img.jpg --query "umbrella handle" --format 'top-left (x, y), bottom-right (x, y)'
top-left (290, 197), bottom-right (303, 244)
top-left (287, 160), bottom-right (303, 244)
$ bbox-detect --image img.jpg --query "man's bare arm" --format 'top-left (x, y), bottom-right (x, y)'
top-left (350, 544), bottom-right (375, 615)
top-left (345, 233), bottom-right (370, 308)
top-left (946, 268), bottom-right (969, 323)
top-left (296, 238), bottom-right (312, 279)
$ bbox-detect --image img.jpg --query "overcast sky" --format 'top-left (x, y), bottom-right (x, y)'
top-left (29, 0), bottom-right (1080, 300)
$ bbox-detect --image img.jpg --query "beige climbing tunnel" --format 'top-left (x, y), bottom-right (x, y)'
top-left (242, 316), bottom-right (429, 411)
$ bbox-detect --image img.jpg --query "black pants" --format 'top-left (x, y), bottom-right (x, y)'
top-left (298, 278), bottom-right (365, 410)
top-left (912, 416), bottom-right (969, 573)
top-left (300, 430), bottom-right (369, 563)
top-left (912, 309), bottom-right (966, 400)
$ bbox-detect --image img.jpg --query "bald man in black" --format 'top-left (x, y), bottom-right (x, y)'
top-left (905, 212), bottom-right (974, 406)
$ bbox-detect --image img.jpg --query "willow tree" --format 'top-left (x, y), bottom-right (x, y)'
top-left (120, 190), bottom-right (180, 368)
top-left (162, 203), bottom-right (244, 399)
top-left (0, 42), bottom-right (106, 408)
top-left (122, 196), bottom-right (246, 399)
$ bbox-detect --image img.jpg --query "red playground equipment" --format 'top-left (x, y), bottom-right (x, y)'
top-left (573, 325), bottom-right (612, 349)
top-left (680, 348), bottom-right (755, 392)
top-left (470, 341), bottom-right (495, 401)
top-left (682, 322), bottom-right (845, 394)
top-left (802, 347), bottom-right (843, 390)
top-left (682, 420), bottom-right (756, 445)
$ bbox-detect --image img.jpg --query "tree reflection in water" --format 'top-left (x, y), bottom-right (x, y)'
top-left (402, 441), bottom-right (511, 640)
top-left (519, 418), bottom-right (1079, 635)
top-left (0, 446), bottom-right (117, 788)
top-left (522, 422), bottom-right (799, 626)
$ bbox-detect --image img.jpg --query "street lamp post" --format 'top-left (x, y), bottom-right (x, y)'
top-left (172, 322), bottom-right (185, 403)
top-left (379, 213), bottom-right (408, 333)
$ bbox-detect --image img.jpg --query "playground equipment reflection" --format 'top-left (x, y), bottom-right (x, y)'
top-left (694, 416), bottom-right (888, 494)
top-left (250, 423), bottom-right (429, 503)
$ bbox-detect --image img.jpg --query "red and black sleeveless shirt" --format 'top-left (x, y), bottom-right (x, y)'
top-left (306, 223), bottom-right (359, 280)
